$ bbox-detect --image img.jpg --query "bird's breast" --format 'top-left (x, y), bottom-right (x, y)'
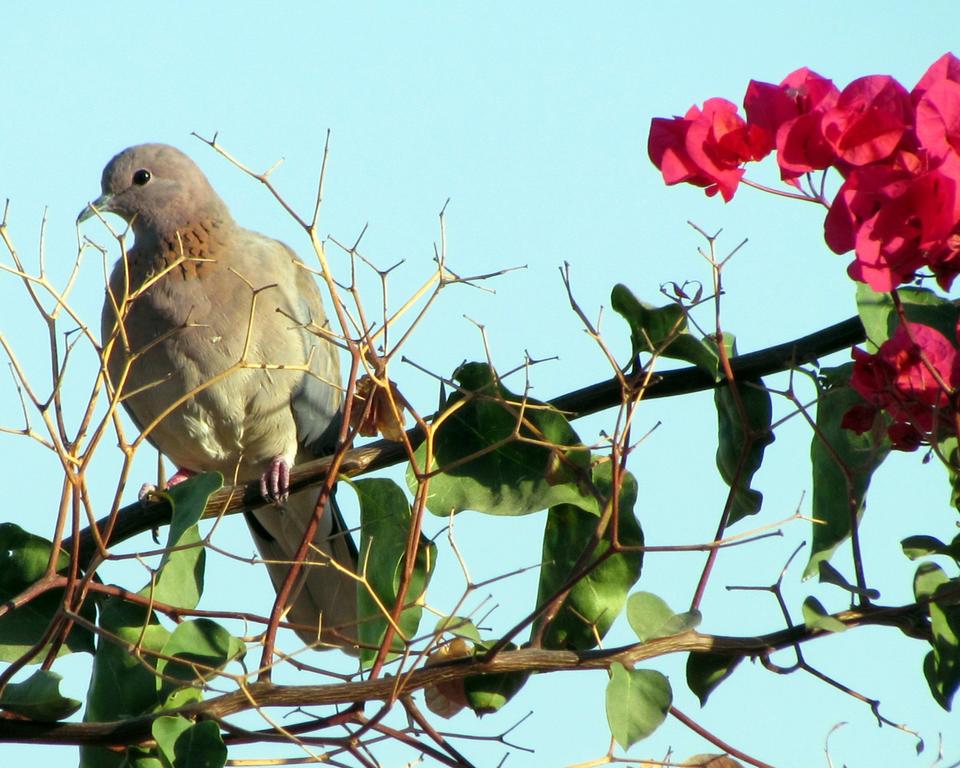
top-left (104, 268), bottom-right (307, 480)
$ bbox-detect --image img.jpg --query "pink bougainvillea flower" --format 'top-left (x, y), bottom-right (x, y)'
top-left (854, 170), bottom-right (958, 290)
top-left (821, 75), bottom-right (913, 167)
top-left (776, 111), bottom-right (839, 180)
top-left (848, 211), bottom-right (925, 292)
top-left (743, 68), bottom-right (838, 140)
top-left (915, 78), bottom-right (960, 177)
top-left (840, 402), bottom-right (882, 434)
top-left (781, 68), bottom-right (840, 113)
top-left (848, 344), bottom-right (897, 405)
top-left (885, 421), bottom-right (925, 451)
top-left (648, 98), bottom-right (766, 201)
top-left (912, 52), bottom-right (960, 103)
top-left (845, 321), bottom-right (960, 449)
top-left (743, 80), bottom-right (797, 156)
top-left (825, 160), bottom-right (960, 291)
top-left (744, 68), bottom-right (840, 180)
top-left (824, 164), bottom-right (911, 254)
top-left (882, 321), bottom-right (960, 411)
top-left (648, 115), bottom-right (709, 187)
top-left (926, 233), bottom-right (960, 290)
top-left (648, 54), bottom-right (960, 292)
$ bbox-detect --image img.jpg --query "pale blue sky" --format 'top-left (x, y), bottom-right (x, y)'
top-left (2, 3), bottom-right (959, 766)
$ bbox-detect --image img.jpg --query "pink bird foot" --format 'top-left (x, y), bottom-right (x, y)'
top-left (167, 468), bottom-right (197, 486)
top-left (138, 467), bottom-right (196, 500)
top-left (260, 456), bottom-right (290, 503)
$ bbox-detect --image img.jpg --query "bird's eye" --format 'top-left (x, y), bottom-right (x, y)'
top-left (132, 169), bottom-right (152, 186)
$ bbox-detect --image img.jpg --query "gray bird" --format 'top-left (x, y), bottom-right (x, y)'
top-left (78, 143), bottom-right (357, 650)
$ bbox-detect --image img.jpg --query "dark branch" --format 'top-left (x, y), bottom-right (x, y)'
top-left (68, 315), bottom-right (865, 566)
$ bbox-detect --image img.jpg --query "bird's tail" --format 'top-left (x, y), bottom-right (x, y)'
top-left (244, 488), bottom-right (358, 652)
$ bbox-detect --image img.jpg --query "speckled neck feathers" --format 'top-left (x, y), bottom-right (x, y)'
top-left (129, 215), bottom-right (233, 281)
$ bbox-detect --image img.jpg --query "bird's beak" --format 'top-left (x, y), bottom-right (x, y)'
top-left (77, 193), bottom-right (114, 224)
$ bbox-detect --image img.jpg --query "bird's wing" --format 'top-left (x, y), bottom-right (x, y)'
top-left (286, 243), bottom-right (343, 457)
top-left (237, 235), bottom-right (357, 650)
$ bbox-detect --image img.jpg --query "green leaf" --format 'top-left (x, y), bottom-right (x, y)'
top-left (610, 284), bottom-right (720, 376)
top-left (714, 339), bottom-right (774, 525)
top-left (913, 563), bottom-right (960, 709)
top-left (626, 592), bottom-right (701, 643)
top-left (81, 477), bottom-right (224, 768)
top-left (81, 599), bottom-right (172, 768)
top-left (161, 687), bottom-right (203, 710)
top-left (0, 524), bottom-right (65, 584)
top-left (534, 463), bottom-right (644, 650)
top-left (0, 524), bottom-right (96, 662)
top-left (163, 473), bottom-right (221, 550)
top-left (464, 643), bottom-right (528, 716)
top-left (153, 715), bottom-right (192, 766)
top-left (128, 753), bottom-right (165, 768)
top-left (686, 652), bottom-right (742, 706)
top-left (435, 616), bottom-right (483, 644)
top-left (353, 477), bottom-right (436, 666)
top-left (146, 473), bottom-right (223, 610)
top-left (855, 282), bottom-right (898, 352)
top-left (914, 561), bottom-right (950, 601)
top-left (83, 600), bottom-right (170, 721)
top-left (464, 672), bottom-right (527, 715)
top-left (0, 670), bottom-right (80, 720)
top-left (801, 596), bottom-right (847, 633)
top-left (408, 362), bottom-right (596, 517)
top-left (605, 663), bottom-right (672, 749)
top-left (155, 619), bottom-right (244, 698)
top-left (804, 364), bottom-right (891, 579)
top-left (902, 535), bottom-right (960, 563)
top-left (923, 646), bottom-right (960, 713)
top-left (856, 283), bottom-right (960, 352)
top-left (902, 535), bottom-right (949, 560)
top-left (153, 716), bottom-right (227, 768)
top-left (815, 561), bottom-right (880, 600)
top-left (626, 592), bottom-right (672, 639)
top-left (940, 437), bottom-right (960, 512)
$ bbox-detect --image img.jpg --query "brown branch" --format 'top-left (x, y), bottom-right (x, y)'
top-left (0, 585), bottom-right (944, 745)
top-left (0, 589), bottom-right (938, 748)
top-left (66, 315), bottom-right (865, 567)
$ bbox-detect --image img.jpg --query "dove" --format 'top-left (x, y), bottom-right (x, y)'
top-left (78, 143), bottom-right (357, 650)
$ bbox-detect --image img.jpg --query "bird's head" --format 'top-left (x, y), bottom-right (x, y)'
top-left (78, 143), bottom-right (230, 239)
